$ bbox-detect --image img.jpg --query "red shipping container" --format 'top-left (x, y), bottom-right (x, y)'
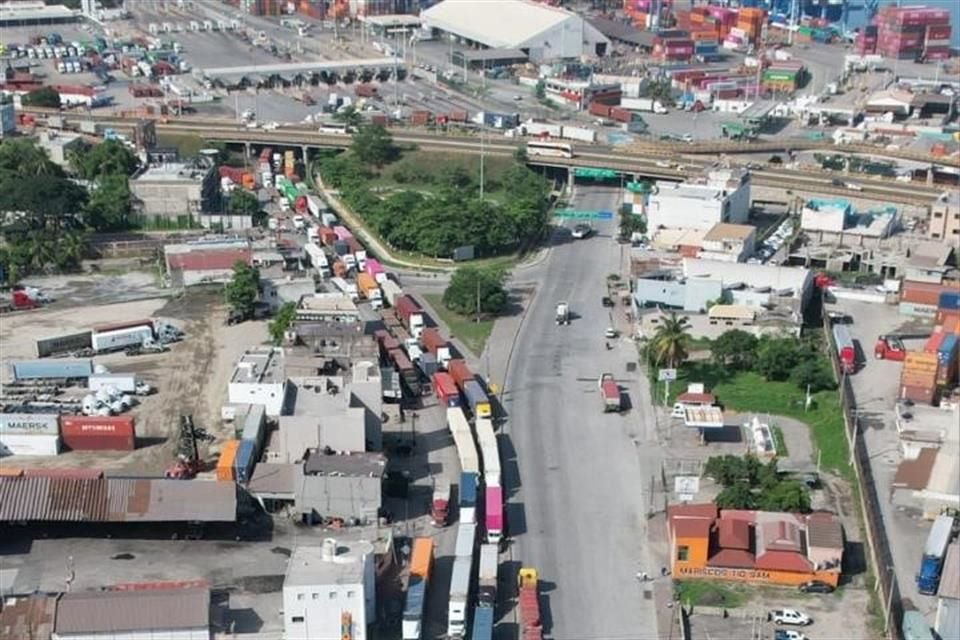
top-left (589, 102), bottom-right (613, 117)
top-left (319, 226), bottom-right (337, 246)
top-left (926, 24), bottom-right (951, 39)
top-left (447, 359), bottom-right (474, 390)
top-left (61, 415), bottom-right (135, 451)
top-left (420, 327), bottom-right (447, 355)
top-left (902, 281), bottom-right (951, 306)
top-left (447, 110), bottom-right (468, 123)
top-left (432, 372), bottom-right (460, 407)
top-left (936, 308), bottom-right (960, 327)
top-left (23, 468), bottom-right (104, 480)
top-left (346, 237), bottom-right (363, 254)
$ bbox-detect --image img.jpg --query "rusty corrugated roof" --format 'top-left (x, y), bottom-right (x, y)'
top-left (54, 588), bottom-right (209, 634)
top-left (0, 595), bottom-right (56, 640)
top-left (0, 478), bottom-right (236, 522)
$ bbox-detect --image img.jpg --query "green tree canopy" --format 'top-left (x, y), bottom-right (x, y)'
top-left (648, 312), bottom-right (690, 369)
top-left (71, 139), bottom-right (139, 179)
top-left (22, 87), bottom-right (61, 108)
top-left (788, 357), bottom-right (836, 393)
top-left (755, 336), bottom-right (803, 381)
top-left (224, 261), bottom-right (260, 316)
top-left (0, 139), bottom-right (64, 177)
top-left (712, 329), bottom-right (760, 371)
top-left (227, 189), bottom-right (261, 217)
top-left (715, 483), bottom-right (757, 510)
top-left (352, 125), bottom-right (398, 168)
top-left (332, 105), bottom-right (363, 129)
top-left (84, 174), bottom-right (133, 231)
top-left (268, 302), bottom-right (297, 345)
top-left (442, 266), bottom-right (508, 316)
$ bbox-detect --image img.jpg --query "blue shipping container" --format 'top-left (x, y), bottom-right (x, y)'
top-left (471, 606), bottom-right (494, 640)
top-left (11, 359), bottom-right (93, 380)
top-left (463, 380), bottom-right (489, 414)
top-left (938, 334), bottom-right (958, 363)
top-left (460, 472), bottom-right (477, 508)
top-left (939, 291), bottom-right (960, 311)
top-left (403, 577), bottom-right (426, 619)
top-left (240, 405), bottom-right (266, 454)
top-left (234, 440), bottom-right (255, 483)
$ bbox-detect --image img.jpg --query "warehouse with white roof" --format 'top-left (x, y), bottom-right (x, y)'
top-left (421, 0), bottom-right (610, 62)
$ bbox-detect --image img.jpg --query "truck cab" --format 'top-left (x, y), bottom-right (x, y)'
top-left (556, 301), bottom-right (569, 325)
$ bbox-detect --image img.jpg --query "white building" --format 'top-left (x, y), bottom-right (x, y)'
top-left (683, 258), bottom-right (814, 312)
top-left (638, 169), bottom-right (751, 232)
top-left (801, 198), bottom-right (897, 240)
top-left (421, 0), bottom-right (610, 62)
top-left (228, 348), bottom-right (287, 417)
top-left (699, 222), bottom-right (756, 263)
top-left (52, 587), bottom-right (210, 640)
top-left (283, 538), bottom-right (376, 640)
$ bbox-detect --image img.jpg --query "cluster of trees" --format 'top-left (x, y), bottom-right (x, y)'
top-left (711, 330), bottom-right (836, 393)
top-left (705, 454), bottom-right (811, 513)
top-left (21, 87), bottom-right (61, 108)
top-left (0, 138), bottom-right (142, 281)
top-left (442, 266), bottom-right (508, 316)
top-left (224, 262), bottom-right (260, 317)
top-left (320, 127), bottom-right (550, 258)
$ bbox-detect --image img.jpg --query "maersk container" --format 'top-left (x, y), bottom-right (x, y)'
top-left (0, 433), bottom-right (61, 456)
top-left (0, 413), bottom-right (60, 436)
top-left (36, 331), bottom-right (92, 357)
top-left (91, 325), bottom-right (154, 352)
top-left (471, 606), bottom-right (494, 640)
top-left (11, 359), bottom-right (93, 381)
top-left (460, 472), bottom-right (478, 525)
top-left (234, 439), bottom-right (256, 483)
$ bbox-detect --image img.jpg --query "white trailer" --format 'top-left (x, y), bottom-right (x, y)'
top-left (305, 194), bottom-right (322, 217)
top-left (304, 242), bottom-right (331, 278)
top-left (330, 277), bottom-right (359, 301)
top-left (381, 280), bottom-right (403, 307)
top-left (91, 325), bottom-right (154, 353)
top-left (561, 125), bottom-right (597, 142)
top-left (478, 543), bottom-right (498, 605)
top-left (88, 373), bottom-right (151, 395)
top-left (521, 120), bottom-right (562, 137)
top-left (620, 97), bottom-right (668, 114)
top-left (447, 554), bottom-right (473, 637)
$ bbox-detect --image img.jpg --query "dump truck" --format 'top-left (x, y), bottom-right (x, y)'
top-left (599, 373), bottom-right (621, 412)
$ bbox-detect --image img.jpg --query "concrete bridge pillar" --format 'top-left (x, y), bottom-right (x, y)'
top-left (926, 166), bottom-right (935, 186)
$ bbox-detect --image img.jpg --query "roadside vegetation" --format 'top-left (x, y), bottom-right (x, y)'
top-left (423, 266), bottom-right (508, 356)
top-left (224, 262), bottom-right (260, 318)
top-left (705, 454), bottom-right (811, 512)
top-left (644, 325), bottom-right (849, 475)
top-left (318, 125), bottom-right (551, 259)
top-left (675, 580), bottom-right (747, 608)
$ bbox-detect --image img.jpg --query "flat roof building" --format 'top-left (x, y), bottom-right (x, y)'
top-left (164, 238), bottom-right (252, 287)
top-left (283, 539), bottom-right (376, 640)
top-left (0, 1), bottom-right (78, 24)
top-left (228, 348), bottom-right (287, 417)
top-left (296, 293), bottom-right (361, 323)
top-left (130, 163), bottom-right (218, 222)
top-left (297, 449), bottom-right (385, 523)
top-left (421, 0), bottom-right (610, 62)
top-left (801, 198), bottom-right (897, 240)
top-left (700, 223), bottom-right (757, 263)
top-left (636, 170), bottom-right (751, 233)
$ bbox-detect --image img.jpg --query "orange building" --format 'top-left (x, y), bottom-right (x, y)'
top-left (668, 504), bottom-right (843, 587)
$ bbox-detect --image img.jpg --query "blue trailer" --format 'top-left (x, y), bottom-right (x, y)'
top-left (460, 471), bottom-right (478, 524)
top-left (10, 359), bottom-right (93, 381)
top-left (233, 440), bottom-right (256, 483)
top-left (402, 577), bottom-right (427, 640)
top-left (471, 605), bottom-right (494, 640)
top-left (917, 514), bottom-right (954, 595)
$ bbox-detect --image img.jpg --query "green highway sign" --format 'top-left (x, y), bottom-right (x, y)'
top-left (573, 167), bottom-right (618, 179)
top-left (554, 210), bottom-right (614, 220)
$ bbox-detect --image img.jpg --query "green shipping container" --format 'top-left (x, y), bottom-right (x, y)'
top-left (797, 26), bottom-right (814, 35)
top-left (763, 71), bottom-right (797, 81)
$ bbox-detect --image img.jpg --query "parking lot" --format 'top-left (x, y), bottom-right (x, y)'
top-left (0, 276), bottom-right (265, 475)
top-left (823, 298), bottom-right (945, 625)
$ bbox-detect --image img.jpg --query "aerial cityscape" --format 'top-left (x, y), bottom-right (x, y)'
top-left (0, 0), bottom-right (958, 639)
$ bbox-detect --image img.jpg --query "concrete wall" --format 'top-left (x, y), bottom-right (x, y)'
top-left (52, 628), bottom-right (209, 640)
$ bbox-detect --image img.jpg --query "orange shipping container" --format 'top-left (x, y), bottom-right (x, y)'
top-left (903, 351), bottom-right (939, 376)
top-left (0, 467), bottom-right (24, 477)
top-left (217, 440), bottom-right (239, 481)
top-left (409, 537), bottom-right (434, 580)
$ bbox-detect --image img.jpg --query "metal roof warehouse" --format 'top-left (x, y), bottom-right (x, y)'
top-left (0, 477), bottom-right (236, 522)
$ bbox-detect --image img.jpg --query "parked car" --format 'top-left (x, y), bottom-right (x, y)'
top-left (601, 296), bottom-right (614, 308)
top-left (774, 630), bottom-right (807, 640)
top-left (798, 580), bottom-right (834, 594)
top-left (771, 609), bottom-right (812, 626)
top-left (572, 223), bottom-right (592, 239)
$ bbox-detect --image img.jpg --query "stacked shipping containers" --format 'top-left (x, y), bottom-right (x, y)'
top-left (762, 60), bottom-right (805, 93)
top-left (875, 6), bottom-right (951, 62)
top-left (0, 413), bottom-right (61, 456)
top-left (735, 7), bottom-right (765, 46)
top-left (854, 25), bottom-right (878, 55)
top-left (653, 32), bottom-right (694, 62)
top-left (900, 351), bottom-right (939, 405)
top-left (936, 291), bottom-right (960, 327)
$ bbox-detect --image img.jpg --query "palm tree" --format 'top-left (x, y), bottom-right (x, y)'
top-left (649, 312), bottom-right (690, 369)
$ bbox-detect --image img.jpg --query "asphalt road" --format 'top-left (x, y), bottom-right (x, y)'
top-left (501, 185), bottom-right (661, 640)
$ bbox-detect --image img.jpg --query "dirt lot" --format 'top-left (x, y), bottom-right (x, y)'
top-left (1, 288), bottom-right (268, 474)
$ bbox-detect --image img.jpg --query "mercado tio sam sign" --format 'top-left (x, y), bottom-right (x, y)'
top-left (677, 566), bottom-right (773, 582)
